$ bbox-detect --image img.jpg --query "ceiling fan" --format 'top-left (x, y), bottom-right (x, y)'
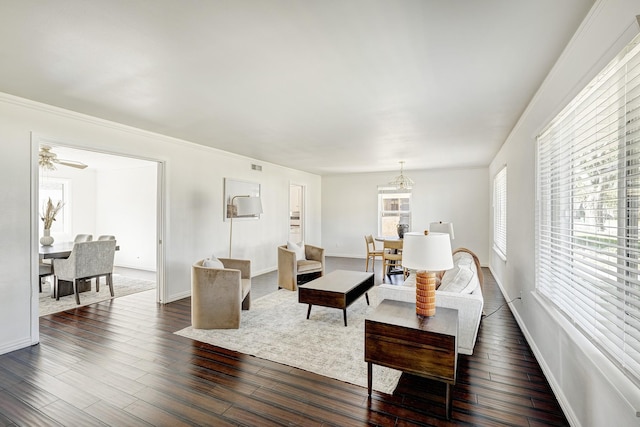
top-left (39, 145), bottom-right (88, 170)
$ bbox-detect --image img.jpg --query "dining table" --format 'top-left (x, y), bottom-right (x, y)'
top-left (39, 241), bottom-right (76, 259)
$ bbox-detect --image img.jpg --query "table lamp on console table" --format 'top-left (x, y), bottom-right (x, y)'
top-left (402, 231), bottom-right (453, 317)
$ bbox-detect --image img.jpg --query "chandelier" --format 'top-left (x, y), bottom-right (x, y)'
top-left (389, 161), bottom-right (414, 190)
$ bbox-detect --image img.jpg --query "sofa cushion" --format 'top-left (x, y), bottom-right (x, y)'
top-left (438, 265), bottom-right (476, 294)
top-left (297, 259), bottom-right (322, 273)
top-left (452, 251), bottom-right (475, 268)
top-left (287, 240), bottom-right (306, 261)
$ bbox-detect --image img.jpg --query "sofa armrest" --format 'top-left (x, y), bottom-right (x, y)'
top-left (305, 244), bottom-right (325, 264)
top-left (278, 246), bottom-right (297, 272)
top-left (219, 258), bottom-right (251, 279)
top-left (278, 245), bottom-right (297, 290)
top-left (378, 283), bottom-right (415, 303)
top-left (435, 290), bottom-right (484, 355)
top-left (52, 253), bottom-right (76, 281)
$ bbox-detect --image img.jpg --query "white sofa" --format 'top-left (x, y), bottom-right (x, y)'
top-left (377, 248), bottom-right (484, 355)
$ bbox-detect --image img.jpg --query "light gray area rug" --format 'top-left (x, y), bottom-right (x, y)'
top-left (175, 287), bottom-right (402, 394)
top-left (39, 274), bottom-right (156, 316)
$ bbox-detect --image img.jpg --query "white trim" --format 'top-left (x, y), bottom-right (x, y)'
top-left (1, 92), bottom-right (309, 174)
top-left (492, 244), bottom-right (507, 262)
top-left (490, 264), bottom-right (640, 423)
top-left (492, 166), bottom-right (507, 259)
top-left (31, 132), bottom-right (166, 308)
top-left (30, 135), bottom-right (40, 345)
top-left (532, 289), bottom-right (640, 419)
top-left (489, 266), bottom-right (581, 427)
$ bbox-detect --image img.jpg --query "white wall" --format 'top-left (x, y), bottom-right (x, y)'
top-left (0, 93), bottom-right (321, 356)
top-left (489, 1), bottom-right (640, 426)
top-left (43, 161), bottom-right (158, 271)
top-left (97, 165), bottom-right (158, 271)
top-left (322, 167), bottom-right (489, 264)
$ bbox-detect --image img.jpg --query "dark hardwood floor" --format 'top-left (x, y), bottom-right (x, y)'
top-left (0, 257), bottom-right (568, 426)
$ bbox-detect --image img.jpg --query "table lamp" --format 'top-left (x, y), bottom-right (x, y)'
top-left (402, 231), bottom-right (453, 317)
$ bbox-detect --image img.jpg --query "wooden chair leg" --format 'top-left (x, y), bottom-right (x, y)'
top-left (382, 260), bottom-right (387, 283)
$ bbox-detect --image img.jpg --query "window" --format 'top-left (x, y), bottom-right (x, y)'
top-left (39, 178), bottom-right (70, 235)
top-left (378, 186), bottom-right (411, 237)
top-left (536, 34), bottom-right (640, 385)
top-left (493, 167), bottom-right (507, 260)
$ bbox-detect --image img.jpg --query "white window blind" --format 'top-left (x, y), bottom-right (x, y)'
top-left (536, 34), bottom-right (640, 385)
top-left (493, 167), bottom-right (507, 260)
top-left (377, 186), bottom-right (411, 237)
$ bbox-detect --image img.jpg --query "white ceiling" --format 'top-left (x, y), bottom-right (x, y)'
top-left (1, 0), bottom-right (595, 175)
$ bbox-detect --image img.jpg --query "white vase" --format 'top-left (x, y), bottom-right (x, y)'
top-left (40, 228), bottom-right (54, 246)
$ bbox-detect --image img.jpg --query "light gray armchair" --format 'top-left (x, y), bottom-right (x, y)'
top-left (191, 258), bottom-right (251, 329)
top-left (95, 235), bottom-right (116, 289)
top-left (277, 244), bottom-right (325, 291)
top-left (52, 240), bottom-right (117, 304)
top-left (39, 262), bottom-right (53, 293)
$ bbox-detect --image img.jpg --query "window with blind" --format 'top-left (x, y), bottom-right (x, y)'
top-left (377, 186), bottom-right (411, 237)
top-left (493, 167), bottom-right (507, 260)
top-left (536, 33), bottom-right (640, 385)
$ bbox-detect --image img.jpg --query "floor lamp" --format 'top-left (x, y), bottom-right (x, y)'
top-left (429, 221), bottom-right (455, 241)
top-left (402, 231), bottom-right (453, 317)
top-left (228, 195), bottom-right (263, 258)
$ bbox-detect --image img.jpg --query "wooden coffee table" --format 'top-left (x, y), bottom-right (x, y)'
top-left (298, 270), bottom-right (374, 326)
top-left (365, 300), bottom-right (458, 419)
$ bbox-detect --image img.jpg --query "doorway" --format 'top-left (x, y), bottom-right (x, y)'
top-left (289, 184), bottom-right (304, 243)
top-left (32, 137), bottom-right (165, 323)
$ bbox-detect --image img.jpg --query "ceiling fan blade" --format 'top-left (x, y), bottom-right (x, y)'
top-left (55, 159), bottom-right (88, 169)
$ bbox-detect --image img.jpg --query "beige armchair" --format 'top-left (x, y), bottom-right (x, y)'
top-left (191, 258), bottom-right (251, 329)
top-left (52, 240), bottom-right (117, 304)
top-left (277, 244), bottom-right (325, 291)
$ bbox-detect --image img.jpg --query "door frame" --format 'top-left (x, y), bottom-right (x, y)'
top-left (30, 134), bottom-right (166, 343)
top-left (289, 183), bottom-right (305, 243)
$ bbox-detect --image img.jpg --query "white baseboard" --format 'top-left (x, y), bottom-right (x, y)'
top-left (488, 266), bottom-right (580, 427)
top-left (0, 337), bottom-right (34, 356)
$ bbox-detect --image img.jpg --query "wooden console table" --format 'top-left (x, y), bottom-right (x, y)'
top-left (365, 300), bottom-right (458, 419)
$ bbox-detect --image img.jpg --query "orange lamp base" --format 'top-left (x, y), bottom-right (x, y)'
top-left (416, 270), bottom-right (436, 317)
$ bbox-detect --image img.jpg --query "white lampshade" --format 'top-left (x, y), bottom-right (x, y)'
top-left (429, 221), bottom-right (455, 240)
top-left (402, 231), bottom-right (453, 271)
top-left (235, 196), bottom-right (263, 216)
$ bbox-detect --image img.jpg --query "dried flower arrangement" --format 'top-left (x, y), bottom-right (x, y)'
top-left (41, 197), bottom-right (64, 229)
